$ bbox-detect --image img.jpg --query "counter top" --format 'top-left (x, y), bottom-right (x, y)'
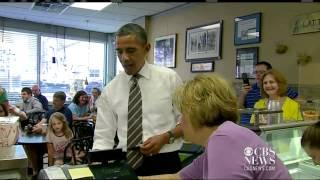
top-left (0, 145), bottom-right (28, 171)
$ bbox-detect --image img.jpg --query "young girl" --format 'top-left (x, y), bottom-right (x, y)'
top-left (46, 112), bottom-right (73, 166)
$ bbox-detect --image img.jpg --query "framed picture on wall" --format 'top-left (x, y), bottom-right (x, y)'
top-left (185, 20), bottom-right (223, 62)
top-left (234, 13), bottom-right (261, 45)
top-left (191, 61), bottom-right (214, 73)
top-left (235, 47), bottom-right (259, 79)
top-left (154, 34), bottom-right (176, 68)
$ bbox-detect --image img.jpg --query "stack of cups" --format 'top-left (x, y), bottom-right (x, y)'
top-left (267, 100), bottom-right (282, 124)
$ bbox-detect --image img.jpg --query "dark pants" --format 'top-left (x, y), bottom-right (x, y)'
top-left (135, 151), bottom-right (182, 176)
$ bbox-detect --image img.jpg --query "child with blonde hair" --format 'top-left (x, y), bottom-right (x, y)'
top-left (46, 112), bottom-right (73, 166)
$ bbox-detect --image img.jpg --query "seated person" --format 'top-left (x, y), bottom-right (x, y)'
top-left (143, 74), bottom-right (291, 179)
top-left (47, 112), bottom-right (73, 166)
top-left (0, 87), bottom-right (9, 111)
top-left (238, 61), bottom-right (298, 124)
top-left (9, 87), bottom-right (45, 127)
top-left (10, 87), bottom-right (46, 177)
top-left (33, 91), bottom-right (73, 134)
top-left (88, 87), bottom-right (101, 114)
top-left (301, 121), bottom-right (320, 165)
top-left (0, 88), bottom-right (9, 117)
top-left (250, 69), bottom-right (303, 123)
top-left (68, 90), bottom-right (92, 122)
top-left (32, 84), bottom-right (49, 111)
top-left (0, 103), bottom-right (8, 117)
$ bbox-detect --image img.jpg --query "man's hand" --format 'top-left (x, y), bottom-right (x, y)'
top-left (140, 133), bottom-right (168, 156)
top-left (241, 84), bottom-right (252, 96)
top-left (8, 105), bottom-right (20, 115)
top-left (32, 123), bottom-right (43, 134)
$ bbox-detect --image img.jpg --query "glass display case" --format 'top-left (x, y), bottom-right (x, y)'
top-left (255, 121), bottom-right (320, 179)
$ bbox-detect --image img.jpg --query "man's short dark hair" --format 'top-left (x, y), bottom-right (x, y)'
top-left (92, 87), bottom-right (101, 95)
top-left (256, 61), bottom-right (272, 70)
top-left (116, 23), bottom-right (148, 45)
top-left (21, 87), bottom-right (32, 95)
top-left (53, 91), bottom-right (66, 101)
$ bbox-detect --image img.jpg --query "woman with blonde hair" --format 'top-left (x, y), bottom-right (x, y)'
top-left (301, 121), bottom-right (320, 165)
top-left (251, 69), bottom-right (302, 123)
top-left (142, 74), bottom-right (290, 179)
top-left (46, 112), bottom-right (73, 166)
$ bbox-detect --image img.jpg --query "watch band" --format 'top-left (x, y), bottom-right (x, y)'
top-left (167, 130), bottom-right (175, 144)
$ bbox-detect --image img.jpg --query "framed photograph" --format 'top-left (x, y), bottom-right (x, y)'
top-left (236, 47), bottom-right (259, 79)
top-left (154, 34), bottom-right (176, 68)
top-left (185, 20), bottom-right (223, 62)
top-left (234, 13), bottom-right (261, 45)
top-left (191, 61), bottom-right (214, 73)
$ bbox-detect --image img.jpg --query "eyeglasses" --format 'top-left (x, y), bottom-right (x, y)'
top-left (254, 70), bottom-right (267, 75)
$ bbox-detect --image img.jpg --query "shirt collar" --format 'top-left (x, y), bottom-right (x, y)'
top-left (125, 61), bottom-right (151, 81)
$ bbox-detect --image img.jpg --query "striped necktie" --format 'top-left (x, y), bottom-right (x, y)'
top-left (127, 75), bottom-right (143, 169)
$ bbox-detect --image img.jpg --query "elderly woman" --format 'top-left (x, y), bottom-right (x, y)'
top-left (251, 69), bottom-right (302, 123)
top-left (301, 121), bottom-right (320, 165)
top-left (142, 74), bottom-right (291, 179)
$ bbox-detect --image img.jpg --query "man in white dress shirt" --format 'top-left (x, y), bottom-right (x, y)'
top-left (93, 23), bottom-right (183, 176)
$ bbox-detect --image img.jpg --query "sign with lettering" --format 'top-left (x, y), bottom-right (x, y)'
top-left (292, 11), bottom-right (320, 35)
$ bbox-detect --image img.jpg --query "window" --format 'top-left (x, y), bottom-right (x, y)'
top-left (0, 29), bottom-right (37, 104)
top-left (0, 24), bottom-right (110, 104)
top-left (40, 36), bottom-right (105, 101)
top-left (116, 56), bottom-right (124, 75)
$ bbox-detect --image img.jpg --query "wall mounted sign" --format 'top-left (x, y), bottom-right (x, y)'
top-left (292, 11), bottom-right (320, 35)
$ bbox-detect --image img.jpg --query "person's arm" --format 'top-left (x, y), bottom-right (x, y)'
top-left (32, 118), bottom-right (47, 134)
top-left (287, 87), bottom-right (298, 99)
top-left (25, 99), bottom-right (43, 114)
top-left (140, 71), bottom-right (183, 156)
top-left (140, 123), bottom-right (183, 156)
top-left (139, 173), bottom-right (180, 180)
top-left (42, 96), bottom-right (49, 111)
top-left (8, 105), bottom-right (28, 120)
top-left (47, 143), bottom-right (54, 166)
top-left (238, 84), bottom-right (252, 108)
top-left (92, 88), bottom-right (117, 150)
top-left (72, 114), bottom-right (93, 121)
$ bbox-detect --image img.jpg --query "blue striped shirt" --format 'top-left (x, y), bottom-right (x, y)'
top-left (241, 83), bottom-right (298, 124)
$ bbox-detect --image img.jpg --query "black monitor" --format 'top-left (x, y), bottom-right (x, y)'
top-left (88, 148), bottom-right (126, 164)
top-left (88, 149), bottom-right (137, 179)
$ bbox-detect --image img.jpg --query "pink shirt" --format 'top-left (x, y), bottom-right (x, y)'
top-left (179, 121), bottom-right (291, 179)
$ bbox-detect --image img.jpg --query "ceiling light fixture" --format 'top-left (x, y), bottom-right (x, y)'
top-left (71, 2), bottom-right (112, 11)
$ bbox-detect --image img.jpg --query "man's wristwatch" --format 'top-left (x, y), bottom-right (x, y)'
top-left (167, 130), bottom-right (175, 144)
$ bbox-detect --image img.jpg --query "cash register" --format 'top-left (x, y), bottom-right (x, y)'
top-left (39, 149), bottom-right (137, 179)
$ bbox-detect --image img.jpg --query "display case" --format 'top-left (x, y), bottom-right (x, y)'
top-left (252, 120), bottom-right (320, 179)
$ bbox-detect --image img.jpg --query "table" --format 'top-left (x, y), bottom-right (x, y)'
top-left (17, 129), bottom-right (47, 174)
top-left (17, 129), bottom-right (47, 145)
top-left (0, 145), bottom-right (28, 179)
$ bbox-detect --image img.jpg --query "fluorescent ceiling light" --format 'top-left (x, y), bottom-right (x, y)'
top-left (71, 2), bottom-right (112, 11)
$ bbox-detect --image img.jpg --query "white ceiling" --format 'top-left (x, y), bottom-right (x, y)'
top-left (0, 2), bottom-right (187, 33)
